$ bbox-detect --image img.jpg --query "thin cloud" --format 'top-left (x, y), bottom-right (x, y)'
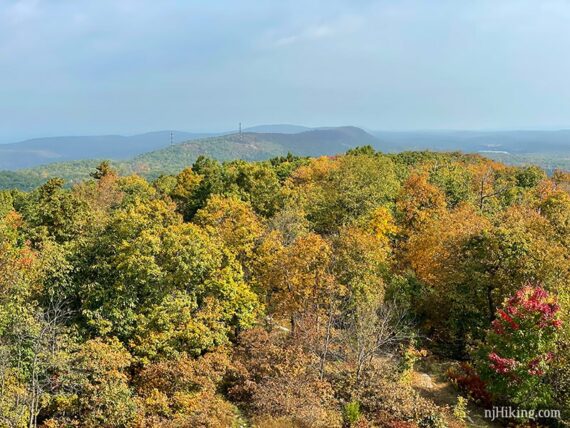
top-left (274, 24), bottom-right (335, 47)
top-left (3, 0), bottom-right (41, 25)
top-left (271, 14), bottom-right (363, 48)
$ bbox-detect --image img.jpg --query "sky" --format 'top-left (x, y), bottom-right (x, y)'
top-left (1, 0), bottom-right (570, 143)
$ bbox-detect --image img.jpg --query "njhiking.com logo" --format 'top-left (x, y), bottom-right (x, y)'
top-left (484, 406), bottom-right (561, 422)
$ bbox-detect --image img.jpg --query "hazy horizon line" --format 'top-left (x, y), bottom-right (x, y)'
top-left (3, 124), bottom-right (570, 145)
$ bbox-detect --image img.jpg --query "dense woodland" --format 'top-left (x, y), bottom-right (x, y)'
top-left (0, 147), bottom-right (569, 427)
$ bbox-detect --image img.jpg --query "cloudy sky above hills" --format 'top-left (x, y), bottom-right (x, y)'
top-left (1, 0), bottom-right (570, 142)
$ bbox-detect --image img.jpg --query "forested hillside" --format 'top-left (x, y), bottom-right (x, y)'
top-left (0, 128), bottom-right (380, 190)
top-left (3, 127), bottom-right (570, 191)
top-left (0, 148), bottom-right (569, 427)
top-left (0, 131), bottom-right (211, 170)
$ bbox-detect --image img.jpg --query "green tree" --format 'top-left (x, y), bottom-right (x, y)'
top-left (292, 154), bottom-right (400, 233)
top-left (49, 337), bottom-right (136, 428)
top-left (194, 194), bottom-right (263, 267)
top-left (21, 178), bottom-right (88, 243)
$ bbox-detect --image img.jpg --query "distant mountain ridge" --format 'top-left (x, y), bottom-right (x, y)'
top-left (0, 125), bottom-right (334, 170)
top-left (243, 124), bottom-right (312, 134)
top-left (0, 126), bottom-right (381, 190)
top-left (2, 125), bottom-right (570, 191)
top-left (244, 126), bottom-right (379, 156)
top-left (4, 125), bottom-right (570, 172)
top-left (0, 131), bottom-right (212, 170)
top-left (128, 126), bottom-right (380, 176)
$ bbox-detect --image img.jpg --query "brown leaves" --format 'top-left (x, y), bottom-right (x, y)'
top-left (229, 328), bottom-right (342, 428)
top-left (134, 350), bottom-right (236, 428)
top-left (396, 171), bottom-right (447, 233)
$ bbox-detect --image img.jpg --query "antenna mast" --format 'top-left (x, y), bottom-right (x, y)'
top-left (239, 122), bottom-right (242, 140)
top-left (170, 131), bottom-right (174, 146)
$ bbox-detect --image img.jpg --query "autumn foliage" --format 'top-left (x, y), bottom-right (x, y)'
top-left (477, 285), bottom-right (562, 408)
top-left (0, 150), bottom-right (569, 427)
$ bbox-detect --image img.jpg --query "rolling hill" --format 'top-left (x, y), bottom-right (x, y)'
top-left (2, 125), bottom-right (570, 190)
top-left (0, 125), bottom-right (351, 170)
top-left (0, 131), bottom-right (212, 170)
top-left (127, 126), bottom-right (380, 176)
top-left (0, 126), bottom-right (381, 189)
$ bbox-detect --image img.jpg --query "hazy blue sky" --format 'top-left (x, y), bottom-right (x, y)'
top-left (1, 0), bottom-right (570, 142)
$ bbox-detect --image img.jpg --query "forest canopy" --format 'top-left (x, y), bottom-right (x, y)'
top-left (0, 149), bottom-right (569, 427)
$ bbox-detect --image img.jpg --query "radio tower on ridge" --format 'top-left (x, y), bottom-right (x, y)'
top-left (170, 131), bottom-right (174, 146)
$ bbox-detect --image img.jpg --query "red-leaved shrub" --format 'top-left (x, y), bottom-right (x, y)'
top-left (447, 362), bottom-right (492, 407)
